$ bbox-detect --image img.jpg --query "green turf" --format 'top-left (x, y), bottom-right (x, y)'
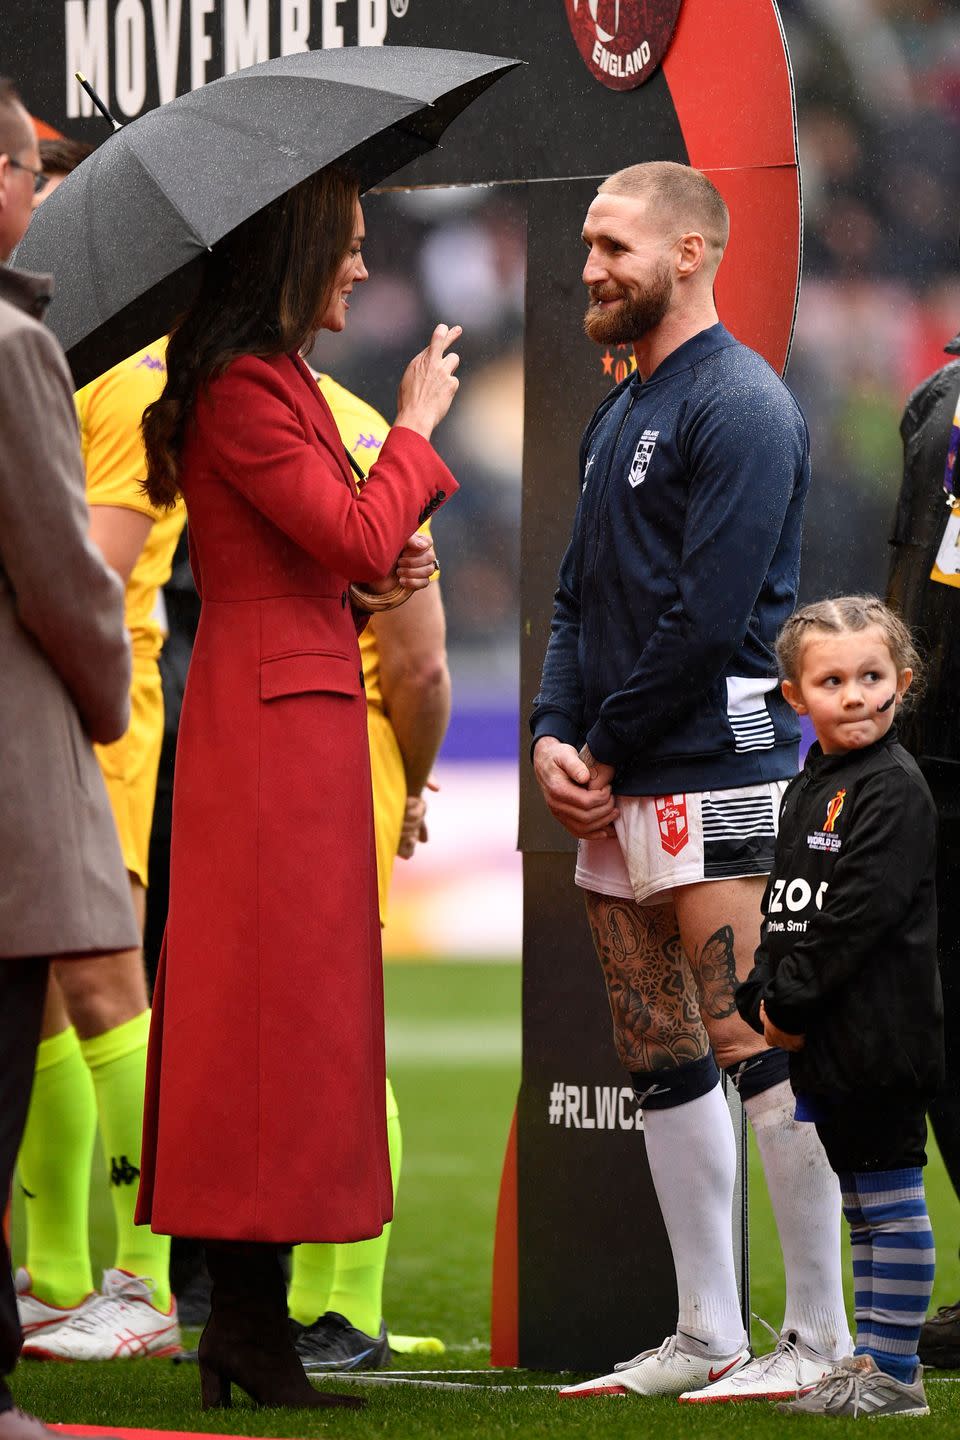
top-left (10, 961), bottom-right (960, 1437)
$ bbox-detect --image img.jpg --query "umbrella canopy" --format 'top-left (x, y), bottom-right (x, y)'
top-left (14, 47), bottom-right (519, 386)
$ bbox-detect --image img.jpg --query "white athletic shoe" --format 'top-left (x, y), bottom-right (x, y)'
top-left (679, 1330), bottom-right (837, 1404)
top-left (20, 1269), bottom-right (181, 1361)
top-left (559, 1333), bottom-right (752, 1398)
top-left (14, 1269), bottom-right (95, 1338)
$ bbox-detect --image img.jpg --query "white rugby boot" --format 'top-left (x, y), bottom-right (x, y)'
top-left (559, 1332), bottom-right (751, 1398)
top-left (20, 1269), bottom-right (181, 1361)
top-left (680, 1328), bottom-right (837, 1403)
top-left (14, 1269), bottom-right (95, 1339)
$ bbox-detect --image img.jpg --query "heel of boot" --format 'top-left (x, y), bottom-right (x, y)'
top-left (199, 1362), bottom-right (232, 1409)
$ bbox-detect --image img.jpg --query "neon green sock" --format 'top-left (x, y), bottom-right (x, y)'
top-left (79, 1010), bottom-right (171, 1312)
top-left (289, 1078), bottom-right (402, 1335)
top-left (17, 1026), bottom-right (97, 1307)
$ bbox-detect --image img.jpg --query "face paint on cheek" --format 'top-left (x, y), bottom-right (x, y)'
top-left (877, 694), bottom-right (896, 714)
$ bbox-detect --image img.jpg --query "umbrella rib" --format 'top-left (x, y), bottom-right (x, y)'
top-left (121, 138), bottom-right (211, 252)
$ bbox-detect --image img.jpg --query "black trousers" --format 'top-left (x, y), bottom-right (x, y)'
top-left (0, 957), bottom-right (49, 1411)
top-left (928, 813), bottom-right (960, 1221)
top-left (813, 1093), bottom-right (929, 1175)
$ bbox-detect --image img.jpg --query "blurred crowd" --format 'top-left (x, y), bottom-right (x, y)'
top-left (776, 0), bottom-right (960, 598)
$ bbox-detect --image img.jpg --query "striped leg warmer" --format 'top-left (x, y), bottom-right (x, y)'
top-left (842, 1168), bottom-right (935, 1384)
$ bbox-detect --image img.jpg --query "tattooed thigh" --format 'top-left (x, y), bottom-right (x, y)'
top-left (583, 890), bottom-right (710, 1072)
top-left (689, 924), bottom-right (738, 1022)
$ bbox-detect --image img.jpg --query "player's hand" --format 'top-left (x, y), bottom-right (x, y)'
top-left (533, 736), bottom-right (618, 840)
top-left (396, 324), bottom-right (462, 440)
top-left (759, 1001), bottom-right (805, 1052)
top-left (396, 533), bottom-right (437, 592)
top-left (398, 775), bottom-right (440, 859)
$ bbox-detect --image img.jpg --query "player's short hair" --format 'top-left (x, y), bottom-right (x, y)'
top-left (40, 136), bottom-right (94, 177)
top-left (777, 595), bottom-right (921, 688)
top-left (0, 77), bottom-right (32, 160)
top-left (599, 162), bottom-right (730, 256)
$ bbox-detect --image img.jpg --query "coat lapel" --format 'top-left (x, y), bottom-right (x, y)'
top-left (286, 354), bottom-right (356, 490)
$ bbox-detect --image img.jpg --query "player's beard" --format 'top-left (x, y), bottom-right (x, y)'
top-left (583, 259), bottom-right (673, 345)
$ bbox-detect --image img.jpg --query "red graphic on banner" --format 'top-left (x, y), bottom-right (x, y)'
top-left (563, 0), bottom-right (683, 92)
top-left (655, 794), bottom-right (689, 856)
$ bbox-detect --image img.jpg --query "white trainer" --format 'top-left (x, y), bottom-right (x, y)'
top-left (20, 1269), bottom-right (181, 1361)
top-left (679, 1329), bottom-right (837, 1403)
top-left (559, 1333), bottom-right (752, 1398)
top-left (14, 1269), bottom-right (95, 1338)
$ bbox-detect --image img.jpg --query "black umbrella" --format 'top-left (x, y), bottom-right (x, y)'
top-left (13, 47), bottom-right (519, 387)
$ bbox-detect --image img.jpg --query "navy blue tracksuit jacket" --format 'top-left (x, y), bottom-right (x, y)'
top-left (530, 323), bottom-right (811, 796)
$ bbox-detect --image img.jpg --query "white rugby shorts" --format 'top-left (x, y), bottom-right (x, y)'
top-left (575, 780), bottom-right (789, 907)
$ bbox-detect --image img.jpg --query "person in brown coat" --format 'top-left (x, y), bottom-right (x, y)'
top-left (0, 78), bottom-right (139, 1438)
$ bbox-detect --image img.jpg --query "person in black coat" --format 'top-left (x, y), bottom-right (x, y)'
top-left (738, 595), bottom-right (943, 1419)
top-left (886, 334), bottom-right (960, 1368)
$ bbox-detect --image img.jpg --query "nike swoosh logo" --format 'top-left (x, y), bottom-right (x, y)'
top-left (708, 1359), bottom-right (743, 1383)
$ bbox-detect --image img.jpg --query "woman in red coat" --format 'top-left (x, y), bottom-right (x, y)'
top-left (136, 169), bottom-right (460, 1409)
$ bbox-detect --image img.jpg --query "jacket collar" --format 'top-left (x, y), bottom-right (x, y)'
top-left (804, 726), bottom-right (899, 776)
top-left (945, 331), bottom-right (960, 357)
top-left (0, 264), bottom-right (53, 321)
top-left (634, 322), bottom-right (738, 389)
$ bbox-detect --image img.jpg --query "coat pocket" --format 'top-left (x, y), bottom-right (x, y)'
top-left (260, 650), bottom-right (362, 701)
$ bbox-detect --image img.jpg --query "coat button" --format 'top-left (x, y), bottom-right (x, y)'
top-left (341, 591), bottom-right (347, 608)
top-left (436, 489), bottom-right (446, 501)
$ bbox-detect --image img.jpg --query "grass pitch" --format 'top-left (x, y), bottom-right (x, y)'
top-left (11, 961), bottom-right (960, 1437)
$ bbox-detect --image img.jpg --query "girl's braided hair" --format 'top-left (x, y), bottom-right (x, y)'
top-left (777, 595), bottom-right (922, 693)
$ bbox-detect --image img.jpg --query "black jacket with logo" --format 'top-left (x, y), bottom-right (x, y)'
top-left (530, 324), bottom-right (810, 795)
top-left (737, 729), bottom-right (943, 1099)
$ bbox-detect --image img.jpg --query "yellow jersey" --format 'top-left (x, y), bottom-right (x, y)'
top-left (75, 338), bottom-right (186, 662)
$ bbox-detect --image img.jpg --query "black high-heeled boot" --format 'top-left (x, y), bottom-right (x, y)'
top-left (198, 1241), bottom-right (363, 1410)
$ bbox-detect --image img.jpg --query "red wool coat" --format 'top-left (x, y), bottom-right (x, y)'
top-left (136, 353), bottom-right (457, 1242)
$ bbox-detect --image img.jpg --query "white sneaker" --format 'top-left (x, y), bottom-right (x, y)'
top-left (20, 1269), bottom-right (181, 1361)
top-left (14, 1269), bottom-right (95, 1338)
top-left (679, 1330), bottom-right (836, 1403)
top-left (559, 1333), bottom-right (752, 1398)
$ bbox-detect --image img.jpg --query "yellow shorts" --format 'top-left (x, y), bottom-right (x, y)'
top-left (93, 656), bottom-right (164, 889)
top-left (367, 705), bottom-right (406, 926)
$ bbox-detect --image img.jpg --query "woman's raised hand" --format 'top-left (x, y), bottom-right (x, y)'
top-left (396, 324), bottom-right (462, 441)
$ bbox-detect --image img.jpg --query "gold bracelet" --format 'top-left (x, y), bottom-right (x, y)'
top-left (348, 582), bottom-right (414, 613)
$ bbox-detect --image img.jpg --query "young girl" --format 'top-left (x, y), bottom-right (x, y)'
top-left (737, 595), bottom-right (944, 1419)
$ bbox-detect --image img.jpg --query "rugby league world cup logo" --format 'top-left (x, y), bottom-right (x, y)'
top-left (563, 0), bottom-right (684, 91)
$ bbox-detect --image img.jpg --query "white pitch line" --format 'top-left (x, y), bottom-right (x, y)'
top-left (329, 1374), bottom-right (558, 1391)
top-left (373, 1369), bottom-right (513, 1376)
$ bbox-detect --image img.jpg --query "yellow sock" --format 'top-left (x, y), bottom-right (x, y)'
top-left (17, 1027), bottom-right (96, 1307)
top-left (80, 1010), bottom-right (171, 1312)
top-left (289, 1078), bottom-right (401, 1335)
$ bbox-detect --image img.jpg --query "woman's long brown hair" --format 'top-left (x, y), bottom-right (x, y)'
top-left (142, 166), bottom-right (357, 508)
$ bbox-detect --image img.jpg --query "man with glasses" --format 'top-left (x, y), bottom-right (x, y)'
top-left (0, 78), bottom-right (138, 1437)
top-left (8, 154), bottom-right (47, 195)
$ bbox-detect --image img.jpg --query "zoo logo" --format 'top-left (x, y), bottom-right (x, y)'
top-left (562, 0), bottom-right (684, 93)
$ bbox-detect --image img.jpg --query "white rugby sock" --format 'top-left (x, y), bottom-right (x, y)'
top-left (642, 1082), bottom-right (747, 1357)
top-left (744, 1079), bottom-right (850, 1360)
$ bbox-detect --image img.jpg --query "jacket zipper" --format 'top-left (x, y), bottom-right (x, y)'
top-left (589, 383), bottom-right (638, 616)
